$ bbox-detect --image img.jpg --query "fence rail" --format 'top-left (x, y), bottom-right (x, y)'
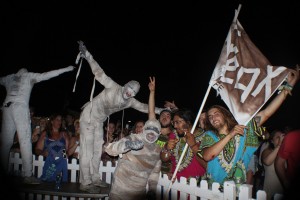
top-left (9, 152), bottom-right (267, 200)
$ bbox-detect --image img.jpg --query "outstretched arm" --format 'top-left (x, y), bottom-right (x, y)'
top-left (34, 66), bottom-right (74, 83)
top-left (148, 76), bottom-right (156, 120)
top-left (255, 66), bottom-right (299, 126)
top-left (78, 41), bottom-right (116, 87)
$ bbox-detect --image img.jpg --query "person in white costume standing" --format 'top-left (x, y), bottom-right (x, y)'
top-left (0, 65), bottom-right (74, 184)
top-left (76, 41), bottom-right (164, 193)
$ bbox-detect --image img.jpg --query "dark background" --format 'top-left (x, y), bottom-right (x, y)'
top-left (1, 1), bottom-right (299, 130)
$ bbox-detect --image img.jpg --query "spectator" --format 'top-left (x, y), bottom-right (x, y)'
top-left (101, 120), bottom-right (119, 166)
top-left (31, 117), bottom-right (48, 154)
top-left (254, 129), bottom-right (271, 192)
top-left (275, 128), bottom-right (300, 199)
top-left (156, 107), bottom-right (176, 175)
top-left (132, 120), bottom-right (145, 134)
top-left (68, 119), bottom-right (80, 160)
top-left (35, 113), bottom-right (70, 182)
top-left (115, 120), bottom-right (130, 139)
top-left (65, 113), bottom-right (75, 137)
top-left (165, 108), bottom-right (207, 183)
top-left (261, 128), bottom-right (285, 200)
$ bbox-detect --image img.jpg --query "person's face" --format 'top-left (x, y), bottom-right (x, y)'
top-left (145, 131), bottom-right (159, 143)
top-left (134, 122), bottom-right (144, 134)
top-left (39, 118), bottom-right (47, 129)
top-left (74, 122), bottom-right (80, 132)
top-left (107, 123), bottom-right (116, 135)
top-left (52, 116), bottom-right (62, 130)
top-left (159, 111), bottom-right (172, 128)
top-left (122, 81), bottom-right (140, 99)
top-left (122, 86), bottom-right (137, 99)
top-left (66, 115), bottom-right (74, 124)
top-left (272, 131), bottom-right (284, 146)
top-left (172, 115), bottom-right (188, 137)
top-left (208, 108), bottom-right (225, 130)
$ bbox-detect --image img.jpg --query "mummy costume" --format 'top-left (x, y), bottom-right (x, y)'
top-left (77, 41), bottom-right (163, 193)
top-left (105, 119), bottom-right (162, 200)
top-left (0, 66), bottom-right (74, 182)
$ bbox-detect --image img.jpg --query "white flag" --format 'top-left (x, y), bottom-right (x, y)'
top-left (210, 19), bottom-right (291, 125)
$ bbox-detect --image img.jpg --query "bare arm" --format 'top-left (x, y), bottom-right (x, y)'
top-left (68, 136), bottom-right (78, 156)
top-left (275, 155), bottom-right (289, 189)
top-left (184, 130), bottom-right (207, 168)
top-left (62, 131), bottom-right (70, 156)
top-left (35, 131), bottom-right (47, 157)
top-left (202, 125), bottom-right (246, 161)
top-left (202, 133), bottom-right (233, 161)
top-left (262, 134), bottom-right (284, 166)
top-left (148, 76), bottom-right (156, 120)
top-left (255, 66), bottom-right (299, 126)
top-left (262, 147), bottom-right (280, 166)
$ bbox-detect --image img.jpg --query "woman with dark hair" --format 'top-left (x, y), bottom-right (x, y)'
top-left (35, 113), bottom-right (70, 182)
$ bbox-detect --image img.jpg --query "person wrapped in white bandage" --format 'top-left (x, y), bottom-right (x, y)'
top-left (76, 41), bottom-right (164, 193)
top-left (104, 77), bottom-right (161, 200)
top-left (0, 65), bottom-right (75, 184)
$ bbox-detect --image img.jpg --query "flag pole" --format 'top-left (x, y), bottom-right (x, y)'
top-left (163, 4), bottom-right (243, 199)
top-left (233, 4), bottom-right (242, 23)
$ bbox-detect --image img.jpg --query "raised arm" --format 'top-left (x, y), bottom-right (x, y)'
top-left (78, 41), bottom-right (116, 87)
top-left (255, 66), bottom-right (299, 126)
top-left (148, 76), bottom-right (156, 120)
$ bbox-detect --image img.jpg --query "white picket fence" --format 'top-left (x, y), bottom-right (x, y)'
top-left (9, 152), bottom-right (267, 200)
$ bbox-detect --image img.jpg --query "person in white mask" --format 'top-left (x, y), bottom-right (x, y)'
top-left (0, 65), bottom-right (75, 184)
top-left (104, 77), bottom-right (162, 200)
top-left (76, 41), bottom-right (163, 193)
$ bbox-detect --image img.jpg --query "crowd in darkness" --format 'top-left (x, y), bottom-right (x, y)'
top-left (0, 42), bottom-right (299, 199)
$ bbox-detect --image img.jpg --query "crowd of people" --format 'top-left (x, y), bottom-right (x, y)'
top-left (0, 40), bottom-right (299, 200)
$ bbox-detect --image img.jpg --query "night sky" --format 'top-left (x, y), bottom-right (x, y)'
top-left (1, 1), bottom-right (300, 129)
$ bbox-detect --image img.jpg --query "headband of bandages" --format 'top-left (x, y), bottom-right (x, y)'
top-left (144, 126), bottom-right (160, 134)
top-left (142, 119), bottom-right (161, 143)
top-left (124, 80), bottom-right (140, 94)
top-left (143, 119), bottom-right (161, 134)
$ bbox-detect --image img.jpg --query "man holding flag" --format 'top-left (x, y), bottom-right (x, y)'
top-left (198, 6), bottom-right (300, 188)
top-left (200, 66), bottom-right (298, 186)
